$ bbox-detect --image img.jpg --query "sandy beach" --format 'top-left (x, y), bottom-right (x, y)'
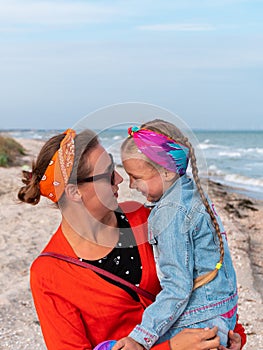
top-left (0, 139), bottom-right (262, 349)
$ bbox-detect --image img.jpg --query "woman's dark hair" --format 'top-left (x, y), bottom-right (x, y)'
top-left (17, 129), bottom-right (99, 205)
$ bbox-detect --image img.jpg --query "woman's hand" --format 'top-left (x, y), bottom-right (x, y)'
top-left (112, 337), bottom-right (143, 350)
top-left (169, 326), bottom-right (220, 350)
top-left (111, 328), bottom-right (241, 350)
top-left (218, 330), bottom-right (242, 350)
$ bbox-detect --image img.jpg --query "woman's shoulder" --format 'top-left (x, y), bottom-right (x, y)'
top-left (119, 201), bottom-right (149, 216)
top-left (119, 201), bottom-right (150, 227)
top-left (30, 225), bottom-right (74, 275)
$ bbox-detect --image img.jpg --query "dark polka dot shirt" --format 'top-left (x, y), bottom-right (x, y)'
top-left (81, 208), bottom-right (142, 301)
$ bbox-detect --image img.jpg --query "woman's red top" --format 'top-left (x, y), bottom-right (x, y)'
top-left (30, 201), bottom-right (246, 350)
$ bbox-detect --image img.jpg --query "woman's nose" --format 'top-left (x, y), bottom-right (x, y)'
top-left (114, 170), bottom-right (123, 185)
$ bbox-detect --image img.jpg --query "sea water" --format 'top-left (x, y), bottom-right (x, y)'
top-left (3, 128), bottom-right (263, 200)
top-left (195, 130), bottom-right (263, 199)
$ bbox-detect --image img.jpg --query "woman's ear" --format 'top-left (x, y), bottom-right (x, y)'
top-left (64, 184), bottom-right (82, 202)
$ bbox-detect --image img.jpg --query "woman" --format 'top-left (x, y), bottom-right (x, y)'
top-left (18, 128), bottom-right (245, 350)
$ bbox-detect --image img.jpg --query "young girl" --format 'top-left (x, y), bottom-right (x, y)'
top-left (115, 119), bottom-right (238, 350)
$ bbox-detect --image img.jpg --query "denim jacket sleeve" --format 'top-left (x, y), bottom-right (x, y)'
top-left (129, 204), bottom-right (195, 349)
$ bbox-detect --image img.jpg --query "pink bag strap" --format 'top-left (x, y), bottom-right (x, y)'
top-left (39, 251), bottom-right (156, 302)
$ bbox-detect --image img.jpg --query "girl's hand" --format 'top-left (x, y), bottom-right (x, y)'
top-left (169, 326), bottom-right (220, 350)
top-left (218, 330), bottom-right (242, 350)
top-left (112, 337), bottom-right (143, 350)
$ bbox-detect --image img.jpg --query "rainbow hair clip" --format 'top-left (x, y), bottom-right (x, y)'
top-left (127, 126), bottom-right (189, 175)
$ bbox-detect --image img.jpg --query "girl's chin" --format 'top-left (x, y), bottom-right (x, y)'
top-left (146, 195), bottom-right (160, 203)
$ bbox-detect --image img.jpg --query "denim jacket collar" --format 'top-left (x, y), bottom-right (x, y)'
top-left (149, 174), bottom-right (189, 208)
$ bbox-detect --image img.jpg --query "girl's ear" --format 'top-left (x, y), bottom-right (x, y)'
top-left (163, 170), bottom-right (178, 182)
top-left (64, 184), bottom-right (82, 202)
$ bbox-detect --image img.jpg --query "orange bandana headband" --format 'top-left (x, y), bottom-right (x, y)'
top-left (39, 129), bottom-right (76, 202)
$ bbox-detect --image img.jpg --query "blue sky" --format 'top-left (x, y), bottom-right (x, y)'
top-left (0, 0), bottom-right (262, 130)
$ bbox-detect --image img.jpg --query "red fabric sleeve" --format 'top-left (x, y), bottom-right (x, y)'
top-left (234, 315), bottom-right (246, 349)
top-left (151, 340), bottom-right (170, 350)
top-left (31, 265), bottom-right (92, 350)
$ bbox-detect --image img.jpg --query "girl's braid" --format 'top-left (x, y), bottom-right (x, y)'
top-left (183, 136), bottom-right (225, 289)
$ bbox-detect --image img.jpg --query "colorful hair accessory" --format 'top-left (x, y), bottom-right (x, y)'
top-left (128, 127), bottom-right (189, 175)
top-left (128, 126), bottom-right (140, 136)
top-left (216, 262), bottom-right (222, 270)
top-left (93, 340), bottom-right (117, 350)
top-left (39, 129), bottom-right (76, 202)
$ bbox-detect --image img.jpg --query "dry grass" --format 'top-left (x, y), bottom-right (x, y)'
top-left (0, 135), bottom-right (26, 167)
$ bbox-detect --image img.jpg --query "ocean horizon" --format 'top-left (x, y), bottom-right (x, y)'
top-left (1, 128), bottom-right (263, 200)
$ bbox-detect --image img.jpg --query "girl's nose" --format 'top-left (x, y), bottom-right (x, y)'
top-left (129, 178), bottom-right (136, 189)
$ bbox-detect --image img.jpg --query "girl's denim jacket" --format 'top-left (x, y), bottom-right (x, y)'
top-left (129, 175), bottom-right (238, 348)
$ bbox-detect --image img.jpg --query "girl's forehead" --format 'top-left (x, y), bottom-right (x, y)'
top-left (122, 150), bottom-right (147, 163)
top-left (123, 157), bottom-right (159, 173)
top-left (123, 156), bottom-right (149, 166)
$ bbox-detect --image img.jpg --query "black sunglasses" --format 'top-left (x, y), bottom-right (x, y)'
top-left (77, 154), bottom-right (115, 185)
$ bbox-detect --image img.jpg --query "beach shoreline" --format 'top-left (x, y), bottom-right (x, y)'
top-left (0, 138), bottom-right (262, 349)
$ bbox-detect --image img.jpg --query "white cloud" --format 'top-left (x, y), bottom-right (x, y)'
top-left (137, 23), bottom-right (216, 32)
top-left (0, 0), bottom-right (120, 26)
